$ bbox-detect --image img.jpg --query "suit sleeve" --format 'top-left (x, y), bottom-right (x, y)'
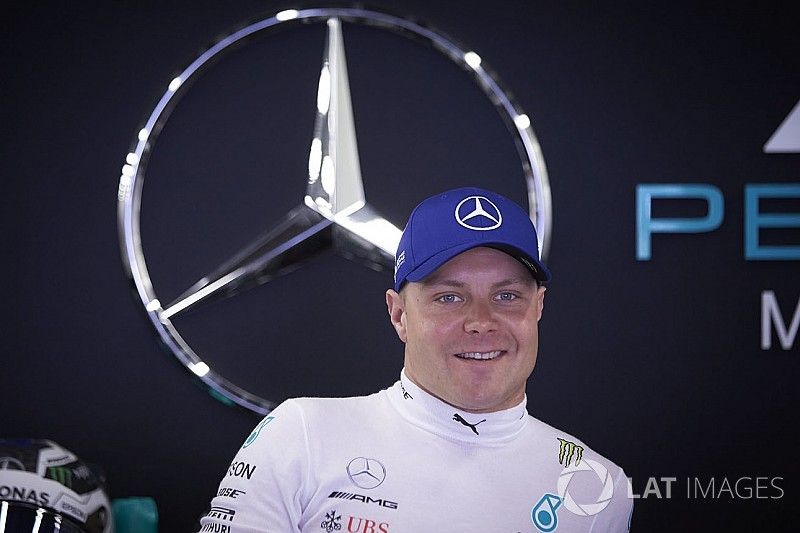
top-left (198, 400), bottom-right (312, 532)
top-left (589, 466), bottom-right (634, 532)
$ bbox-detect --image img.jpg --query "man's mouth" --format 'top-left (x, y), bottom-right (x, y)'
top-left (454, 350), bottom-right (504, 360)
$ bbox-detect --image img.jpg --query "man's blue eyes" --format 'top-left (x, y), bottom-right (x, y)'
top-left (435, 292), bottom-right (518, 303)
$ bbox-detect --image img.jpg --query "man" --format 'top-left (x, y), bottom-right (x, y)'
top-left (199, 187), bottom-right (632, 532)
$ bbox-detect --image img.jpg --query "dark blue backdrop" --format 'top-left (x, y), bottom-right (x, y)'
top-left (3, 1), bottom-right (798, 531)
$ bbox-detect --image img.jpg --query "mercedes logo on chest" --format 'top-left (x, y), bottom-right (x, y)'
top-left (346, 457), bottom-right (387, 489)
top-left (117, 7), bottom-right (552, 414)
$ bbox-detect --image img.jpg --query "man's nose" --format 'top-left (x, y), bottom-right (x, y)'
top-left (464, 300), bottom-right (498, 334)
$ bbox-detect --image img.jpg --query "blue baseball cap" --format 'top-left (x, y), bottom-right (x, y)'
top-left (393, 187), bottom-right (551, 292)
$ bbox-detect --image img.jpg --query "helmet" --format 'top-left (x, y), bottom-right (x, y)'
top-left (0, 439), bottom-right (113, 533)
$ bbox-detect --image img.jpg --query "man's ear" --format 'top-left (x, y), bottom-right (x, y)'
top-left (536, 285), bottom-right (546, 321)
top-left (386, 289), bottom-right (407, 343)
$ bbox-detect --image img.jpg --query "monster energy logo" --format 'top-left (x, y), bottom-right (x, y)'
top-left (557, 438), bottom-right (583, 467)
top-left (47, 466), bottom-right (73, 488)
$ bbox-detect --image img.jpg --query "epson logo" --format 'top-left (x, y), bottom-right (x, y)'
top-left (0, 485), bottom-right (50, 507)
top-left (227, 461), bottom-right (256, 479)
top-left (328, 491), bottom-right (398, 509)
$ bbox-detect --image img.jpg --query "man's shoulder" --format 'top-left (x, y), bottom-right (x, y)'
top-left (236, 387), bottom-right (395, 454)
top-left (276, 385), bottom-right (392, 424)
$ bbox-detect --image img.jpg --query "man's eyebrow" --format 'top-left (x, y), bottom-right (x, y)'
top-left (420, 277), bottom-right (535, 289)
top-left (491, 277), bottom-right (536, 288)
top-left (420, 278), bottom-right (465, 288)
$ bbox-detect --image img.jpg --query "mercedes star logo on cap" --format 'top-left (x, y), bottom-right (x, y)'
top-left (455, 195), bottom-right (503, 231)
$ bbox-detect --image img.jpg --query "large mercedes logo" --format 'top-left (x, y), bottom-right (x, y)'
top-left (117, 7), bottom-right (552, 414)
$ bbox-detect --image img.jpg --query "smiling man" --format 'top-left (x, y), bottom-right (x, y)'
top-left (199, 187), bottom-right (633, 532)
top-left (387, 245), bottom-right (545, 415)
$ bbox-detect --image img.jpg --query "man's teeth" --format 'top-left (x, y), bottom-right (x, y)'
top-left (455, 351), bottom-right (503, 360)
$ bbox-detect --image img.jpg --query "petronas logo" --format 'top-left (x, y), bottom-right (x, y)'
top-left (557, 438), bottom-right (583, 467)
top-left (47, 466), bottom-right (73, 488)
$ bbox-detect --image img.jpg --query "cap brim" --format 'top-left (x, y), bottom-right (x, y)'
top-left (402, 240), bottom-right (551, 288)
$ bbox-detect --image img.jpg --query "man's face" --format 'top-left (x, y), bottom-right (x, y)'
top-left (386, 246), bottom-right (546, 413)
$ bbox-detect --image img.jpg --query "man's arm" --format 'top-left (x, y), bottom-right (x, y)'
top-left (198, 400), bottom-right (312, 532)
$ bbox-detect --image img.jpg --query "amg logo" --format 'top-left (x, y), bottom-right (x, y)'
top-left (557, 438), bottom-right (583, 467)
top-left (328, 491), bottom-right (398, 509)
top-left (207, 506), bottom-right (235, 521)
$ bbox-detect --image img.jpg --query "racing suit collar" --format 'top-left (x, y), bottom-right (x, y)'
top-left (387, 368), bottom-right (528, 444)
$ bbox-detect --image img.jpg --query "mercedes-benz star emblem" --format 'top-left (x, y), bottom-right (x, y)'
top-left (455, 195), bottom-right (503, 231)
top-left (0, 457), bottom-right (25, 470)
top-left (346, 457), bottom-right (386, 489)
top-left (117, 7), bottom-right (552, 414)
